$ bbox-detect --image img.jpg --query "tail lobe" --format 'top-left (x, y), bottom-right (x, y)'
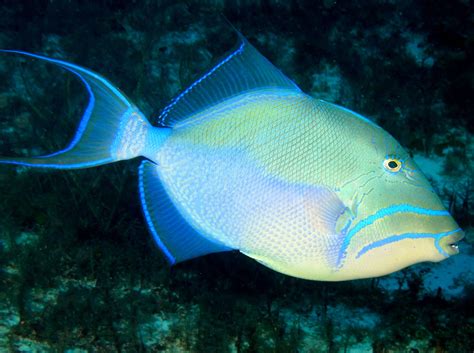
top-left (0, 50), bottom-right (155, 169)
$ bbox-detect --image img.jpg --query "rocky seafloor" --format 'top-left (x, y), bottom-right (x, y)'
top-left (0, 1), bottom-right (473, 352)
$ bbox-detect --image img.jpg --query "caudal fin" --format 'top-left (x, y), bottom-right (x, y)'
top-left (0, 50), bottom-right (151, 169)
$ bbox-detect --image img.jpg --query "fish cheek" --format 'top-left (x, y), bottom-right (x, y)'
top-left (351, 237), bottom-right (440, 278)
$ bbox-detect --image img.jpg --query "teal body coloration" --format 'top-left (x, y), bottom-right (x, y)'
top-left (0, 35), bottom-right (464, 281)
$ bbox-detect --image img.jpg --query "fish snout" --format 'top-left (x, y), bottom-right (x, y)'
top-left (437, 229), bottom-right (465, 256)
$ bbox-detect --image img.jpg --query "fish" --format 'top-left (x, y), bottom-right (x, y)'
top-left (0, 34), bottom-right (464, 281)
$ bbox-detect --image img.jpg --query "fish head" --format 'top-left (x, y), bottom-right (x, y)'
top-left (335, 121), bottom-right (464, 280)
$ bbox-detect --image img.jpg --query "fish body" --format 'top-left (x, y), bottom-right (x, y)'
top-left (149, 89), bottom-right (461, 280)
top-left (0, 35), bottom-right (464, 281)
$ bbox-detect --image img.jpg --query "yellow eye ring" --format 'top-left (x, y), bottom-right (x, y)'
top-left (383, 158), bottom-right (402, 172)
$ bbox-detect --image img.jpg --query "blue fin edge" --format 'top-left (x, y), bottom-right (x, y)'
top-left (0, 50), bottom-right (130, 168)
top-left (138, 161), bottom-right (176, 265)
top-left (157, 40), bottom-right (245, 125)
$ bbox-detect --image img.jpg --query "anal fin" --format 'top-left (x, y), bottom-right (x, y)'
top-left (138, 160), bottom-right (231, 264)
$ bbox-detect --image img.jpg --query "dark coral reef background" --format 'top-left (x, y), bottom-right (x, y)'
top-left (0, 1), bottom-right (473, 352)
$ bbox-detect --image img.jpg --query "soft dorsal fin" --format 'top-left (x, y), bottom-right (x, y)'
top-left (156, 33), bottom-right (302, 127)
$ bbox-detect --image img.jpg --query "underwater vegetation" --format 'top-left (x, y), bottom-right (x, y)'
top-left (0, 0), bottom-right (473, 352)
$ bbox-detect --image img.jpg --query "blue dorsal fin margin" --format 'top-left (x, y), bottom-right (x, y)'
top-left (155, 33), bottom-right (302, 127)
top-left (157, 40), bottom-right (245, 124)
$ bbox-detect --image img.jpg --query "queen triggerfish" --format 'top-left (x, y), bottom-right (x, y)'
top-left (0, 34), bottom-right (464, 281)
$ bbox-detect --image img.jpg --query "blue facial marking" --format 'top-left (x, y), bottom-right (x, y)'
top-left (356, 228), bottom-right (462, 258)
top-left (337, 204), bottom-right (451, 267)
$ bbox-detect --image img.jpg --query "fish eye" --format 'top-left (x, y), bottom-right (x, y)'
top-left (388, 160), bottom-right (398, 168)
top-left (383, 158), bottom-right (402, 172)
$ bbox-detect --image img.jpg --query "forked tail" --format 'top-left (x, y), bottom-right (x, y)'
top-left (0, 50), bottom-right (166, 169)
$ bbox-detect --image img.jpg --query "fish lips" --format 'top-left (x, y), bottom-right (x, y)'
top-left (437, 229), bottom-right (465, 256)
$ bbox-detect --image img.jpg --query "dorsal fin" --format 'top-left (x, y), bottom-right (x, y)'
top-left (156, 33), bottom-right (302, 127)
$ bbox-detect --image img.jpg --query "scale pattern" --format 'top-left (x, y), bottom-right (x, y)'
top-left (154, 90), bottom-right (377, 272)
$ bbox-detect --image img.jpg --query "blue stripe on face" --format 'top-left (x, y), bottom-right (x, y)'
top-left (356, 228), bottom-right (462, 259)
top-left (337, 204), bottom-right (451, 267)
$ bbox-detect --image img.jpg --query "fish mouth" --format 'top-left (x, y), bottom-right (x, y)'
top-left (438, 229), bottom-right (465, 256)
